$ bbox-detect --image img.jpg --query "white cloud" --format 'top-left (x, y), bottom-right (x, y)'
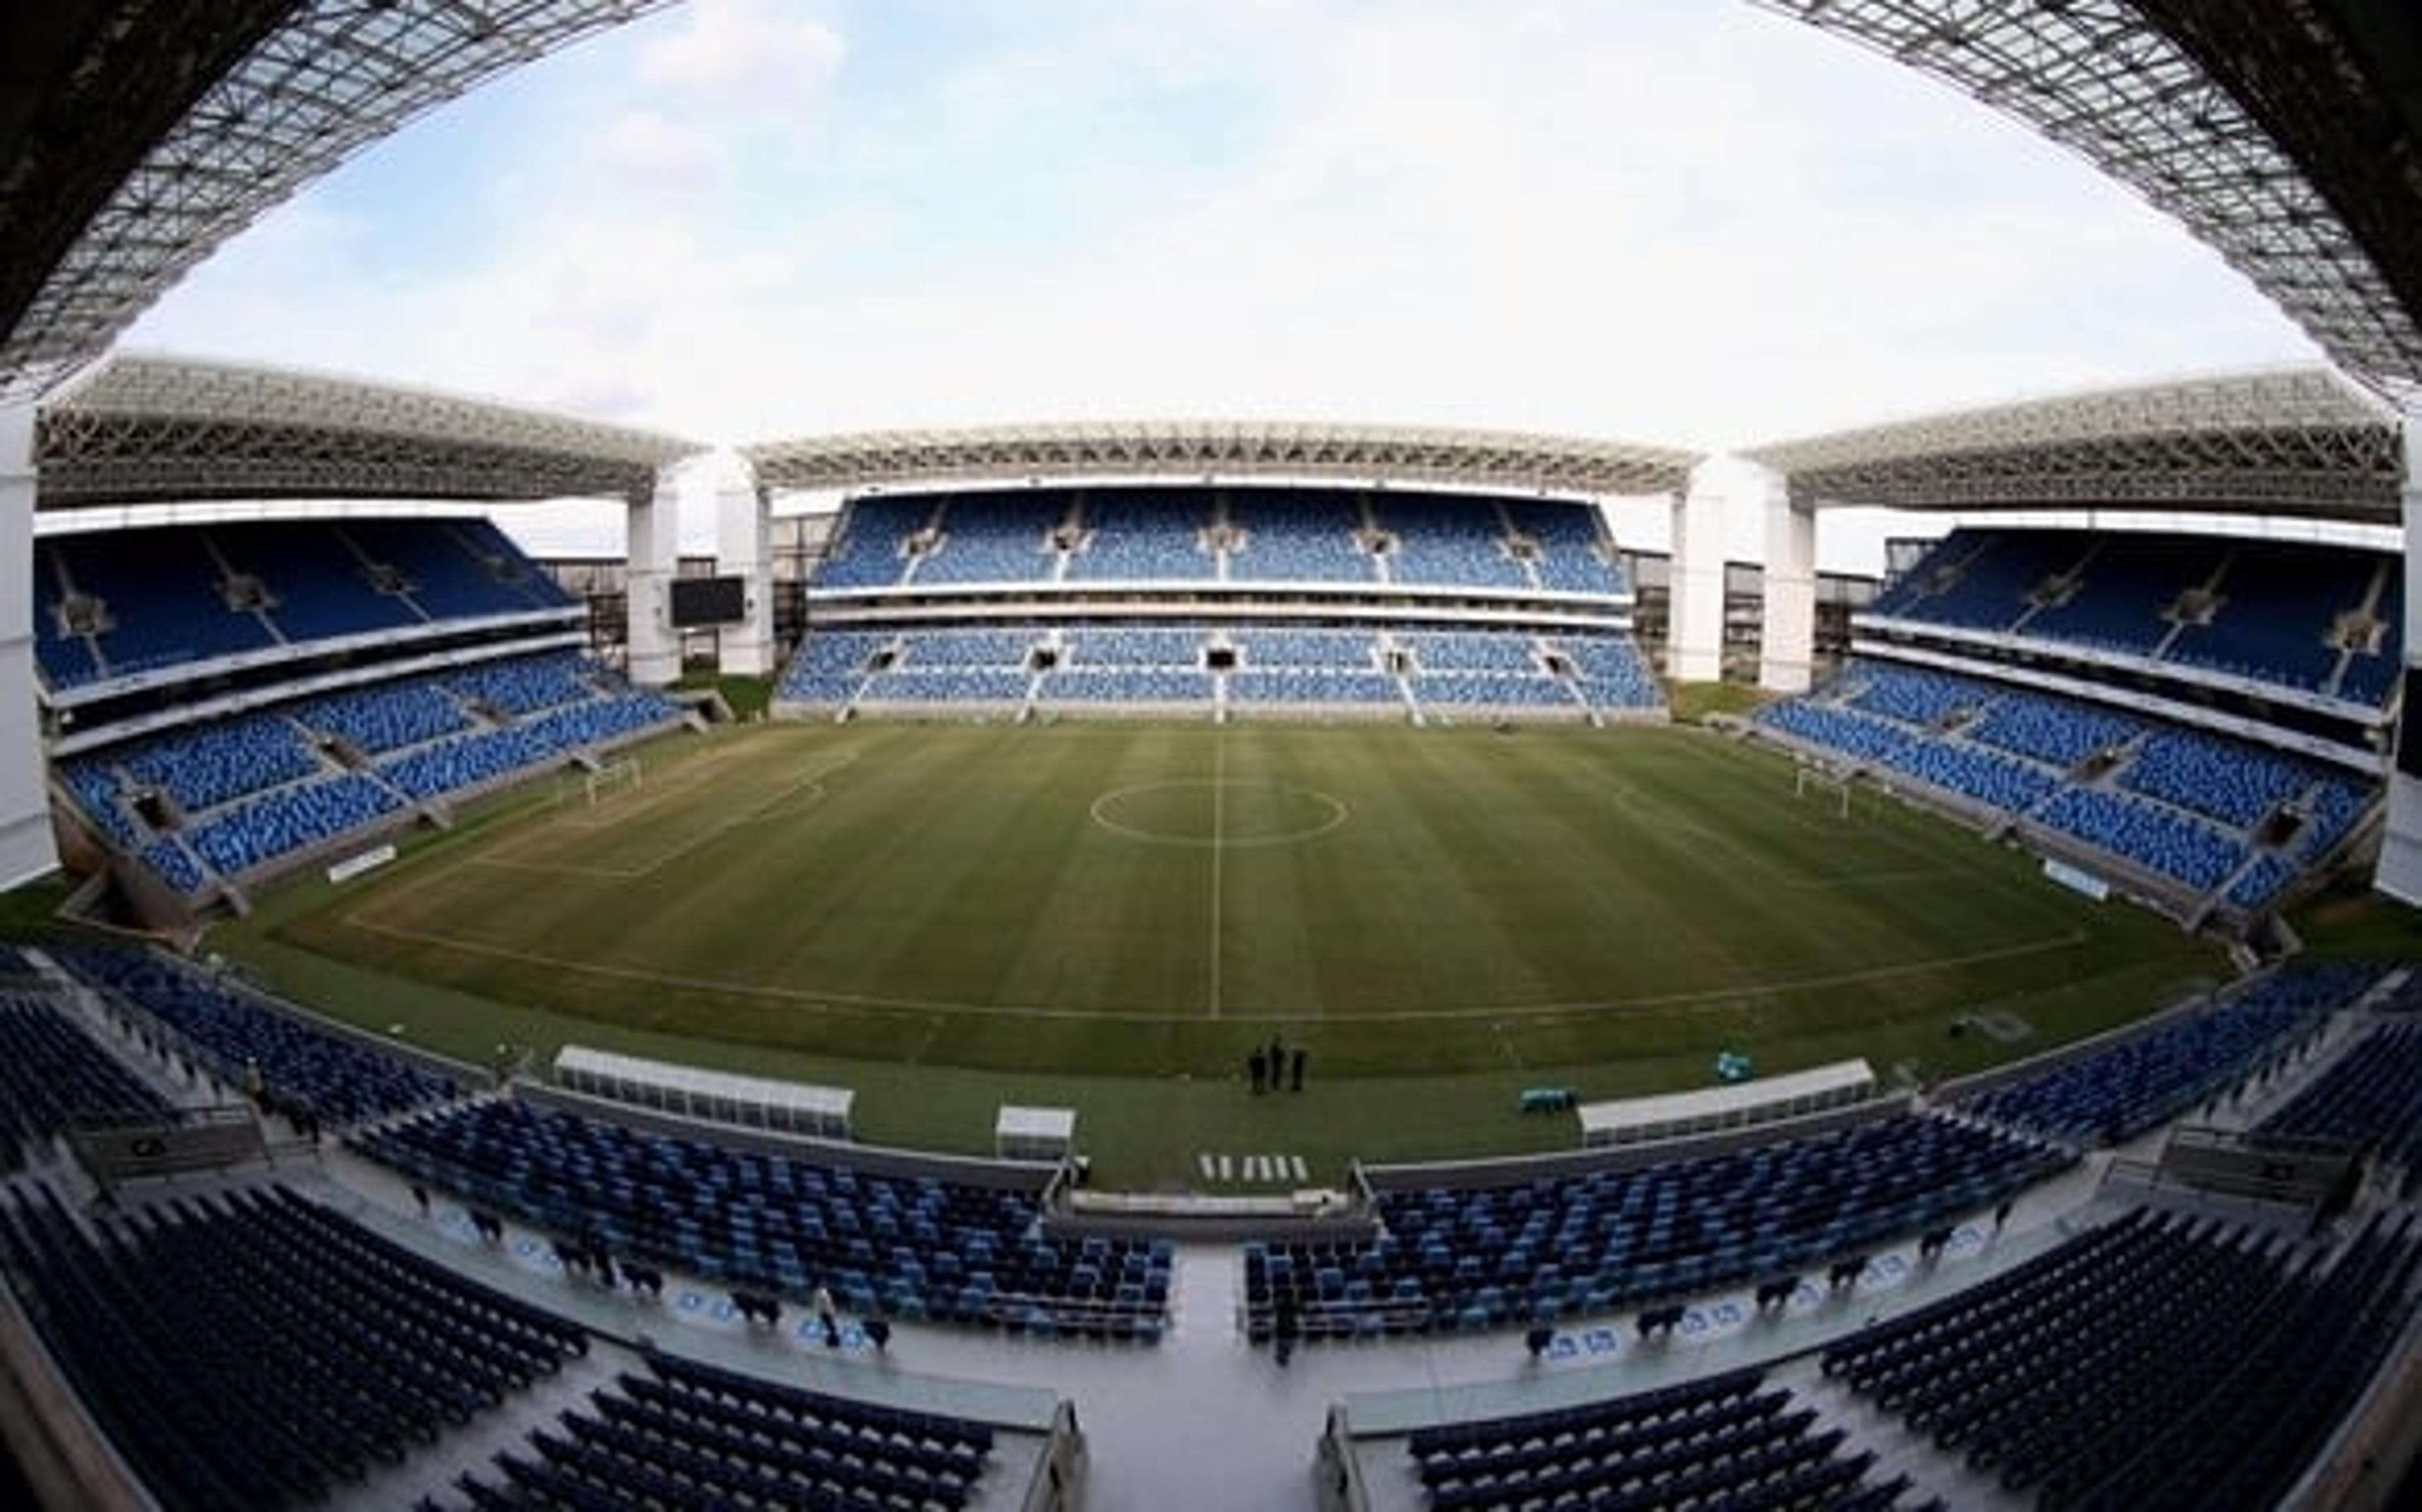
top-left (600, 109), bottom-right (721, 194)
top-left (639, 0), bottom-right (845, 98)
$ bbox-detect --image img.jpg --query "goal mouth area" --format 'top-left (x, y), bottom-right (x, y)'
top-left (1791, 762), bottom-right (1856, 819)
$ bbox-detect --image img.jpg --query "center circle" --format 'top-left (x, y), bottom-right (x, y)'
top-left (1090, 781), bottom-right (1350, 848)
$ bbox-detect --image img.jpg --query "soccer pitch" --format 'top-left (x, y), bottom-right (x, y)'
top-left (273, 719), bottom-right (2217, 1107)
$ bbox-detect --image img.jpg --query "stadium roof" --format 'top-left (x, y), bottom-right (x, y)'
top-left (33, 351), bottom-right (703, 509)
top-left (745, 421), bottom-right (1700, 499)
top-left (1741, 365), bottom-right (2404, 516)
top-left (0, 1), bottom-right (675, 404)
top-left (1753, 1), bottom-right (2422, 404)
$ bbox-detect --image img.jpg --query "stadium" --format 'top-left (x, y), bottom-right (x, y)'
top-left (1, 3), bottom-right (2420, 1511)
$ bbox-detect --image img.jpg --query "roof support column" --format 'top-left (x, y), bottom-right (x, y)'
top-left (2378, 404), bottom-right (2422, 907)
top-left (0, 405), bottom-right (59, 888)
top-left (1667, 465), bottom-right (1727, 683)
top-left (624, 467), bottom-right (681, 689)
top-left (713, 459), bottom-right (774, 678)
top-left (1758, 472), bottom-right (1816, 694)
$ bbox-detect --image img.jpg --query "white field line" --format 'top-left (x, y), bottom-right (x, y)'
top-left (470, 755), bottom-right (853, 881)
top-left (1208, 731), bottom-right (1226, 1019)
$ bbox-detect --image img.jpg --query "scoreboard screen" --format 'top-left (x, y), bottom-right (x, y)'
top-left (669, 575), bottom-right (746, 629)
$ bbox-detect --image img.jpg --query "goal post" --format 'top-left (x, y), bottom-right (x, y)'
top-left (1792, 762), bottom-right (1854, 820)
top-left (585, 757), bottom-right (644, 807)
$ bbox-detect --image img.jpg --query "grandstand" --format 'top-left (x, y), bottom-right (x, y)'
top-left (775, 482), bottom-right (1663, 726)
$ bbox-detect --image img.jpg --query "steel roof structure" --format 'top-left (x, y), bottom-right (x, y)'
top-left (1752, 1), bottom-right (2422, 404)
top-left (745, 421), bottom-right (1701, 500)
top-left (1742, 365), bottom-right (2403, 515)
top-left (34, 351), bottom-right (702, 509)
top-left (0, 1), bottom-right (675, 404)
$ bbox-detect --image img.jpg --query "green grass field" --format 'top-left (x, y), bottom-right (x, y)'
top-left (214, 719), bottom-right (2229, 1184)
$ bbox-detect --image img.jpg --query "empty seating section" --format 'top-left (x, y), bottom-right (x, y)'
top-left (1964, 688), bottom-right (2139, 768)
top-left (1402, 1368), bottom-right (1916, 1512)
top-left (2255, 1021), bottom-right (2422, 1168)
top-left (1504, 500), bottom-right (1627, 596)
top-left (915, 495), bottom-right (1066, 585)
top-left (1404, 632), bottom-right (1536, 673)
top-left (0, 992), bottom-right (170, 1161)
top-left (185, 772), bottom-right (404, 876)
top-left (1237, 628), bottom-right (1376, 668)
top-left (445, 652), bottom-right (595, 715)
top-left (815, 497), bottom-right (932, 590)
top-left (2122, 726), bottom-right (2315, 827)
top-left (218, 520), bottom-right (424, 641)
top-left (341, 518), bottom-right (573, 619)
top-left (115, 713), bottom-right (320, 813)
top-left (778, 629), bottom-right (892, 704)
top-left (58, 945), bottom-right (461, 1122)
top-left (1404, 632), bottom-right (1569, 711)
top-left (1050, 667), bottom-right (1214, 703)
top-left (0, 1182), bottom-right (587, 1512)
top-left (1873, 529), bottom-right (2400, 705)
top-left (1958, 962), bottom-right (2372, 1144)
top-left (453, 1347), bottom-right (996, 1512)
top-left (39, 529), bottom-right (276, 687)
top-left (2169, 543), bottom-right (2377, 693)
top-left (1244, 1114), bottom-right (2067, 1340)
top-left (1378, 496), bottom-right (1528, 590)
top-left (1818, 1207), bottom-right (2421, 1509)
top-left (1070, 490), bottom-right (1211, 581)
top-left (1065, 627), bottom-right (1203, 667)
top-left (352, 1097), bottom-right (1171, 1339)
top-left (1847, 663), bottom-right (1986, 727)
top-left (1555, 634), bottom-right (1661, 709)
top-left (858, 629), bottom-right (1033, 703)
top-left (1756, 701), bottom-right (1912, 765)
top-left (2023, 534), bottom-right (2222, 655)
top-left (1231, 494), bottom-right (1372, 584)
top-left (295, 680), bottom-right (473, 755)
top-left (2031, 787), bottom-right (2242, 890)
top-left (896, 629), bottom-right (1036, 666)
top-left (1878, 740), bottom-right (2056, 813)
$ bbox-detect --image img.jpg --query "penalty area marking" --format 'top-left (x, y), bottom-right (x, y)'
top-left (472, 753), bottom-right (857, 881)
top-left (1089, 779), bottom-right (1350, 849)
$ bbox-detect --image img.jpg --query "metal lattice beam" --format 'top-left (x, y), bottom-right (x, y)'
top-left (1750, 0), bottom-right (2422, 402)
top-left (747, 420), bottom-right (1700, 499)
top-left (35, 351), bottom-right (702, 506)
top-left (0, 1), bottom-right (676, 404)
top-left (1743, 365), bottom-right (2402, 513)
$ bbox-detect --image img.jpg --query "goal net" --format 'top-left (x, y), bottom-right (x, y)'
top-left (1792, 762), bottom-right (1854, 820)
top-left (585, 757), bottom-right (644, 807)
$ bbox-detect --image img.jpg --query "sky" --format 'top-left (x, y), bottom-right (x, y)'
top-left (121, 0), bottom-right (2324, 566)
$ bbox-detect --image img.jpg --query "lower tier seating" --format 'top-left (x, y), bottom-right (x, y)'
top-left (1244, 1112), bottom-right (2068, 1342)
top-left (1957, 961), bottom-right (2373, 1146)
top-left (0, 1182), bottom-right (588, 1512)
top-left (54, 944), bottom-right (461, 1124)
top-left (0, 991), bottom-right (171, 1165)
top-left (2254, 1020), bottom-right (2422, 1171)
top-left (1819, 1207), bottom-right (2420, 1509)
top-left (351, 1096), bottom-right (1170, 1341)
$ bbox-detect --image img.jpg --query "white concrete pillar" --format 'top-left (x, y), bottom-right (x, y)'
top-left (0, 404), bottom-right (59, 888)
top-left (1667, 467), bottom-right (1728, 683)
top-left (624, 467), bottom-right (682, 689)
top-left (1758, 470), bottom-right (1817, 694)
top-left (2377, 405), bottom-right (2422, 905)
top-left (713, 455), bottom-right (775, 678)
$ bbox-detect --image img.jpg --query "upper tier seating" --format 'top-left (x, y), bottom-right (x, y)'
top-left (1818, 1206), bottom-right (2421, 1510)
top-left (1403, 1367), bottom-right (1919, 1512)
top-left (1957, 961), bottom-right (2372, 1144)
top-left (353, 1096), bottom-right (1171, 1340)
top-left (812, 496), bottom-right (933, 590)
top-left (1376, 496), bottom-right (1529, 590)
top-left (0, 991), bottom-right (172, 1163)
top-left (57, 944), bottom-right (462, 1123)
top-left (0, 1182), bottom-right (587, 1512)
top-left (1871, 529), bottom-right (2400, 706)
top-left (1504, 499), bottom-right (1627, 596)
top-left (35, 518), bottom-right (575, 694)
top-left (1068, 490), bottom-right (1214, 581)
top-left (444, 651), bottom-right (595, 715)
top-left (1229, 494), bottom-right (1372, 584)
top-left (1244, 1112), bottom-right (2068, 1342)
top-left (915, 494), bottom-right (1067, 586)
top-left (454, 1347), bottom-right (999, 1512)
top-left (2254, 1020), bottom-right (2422, 1170)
